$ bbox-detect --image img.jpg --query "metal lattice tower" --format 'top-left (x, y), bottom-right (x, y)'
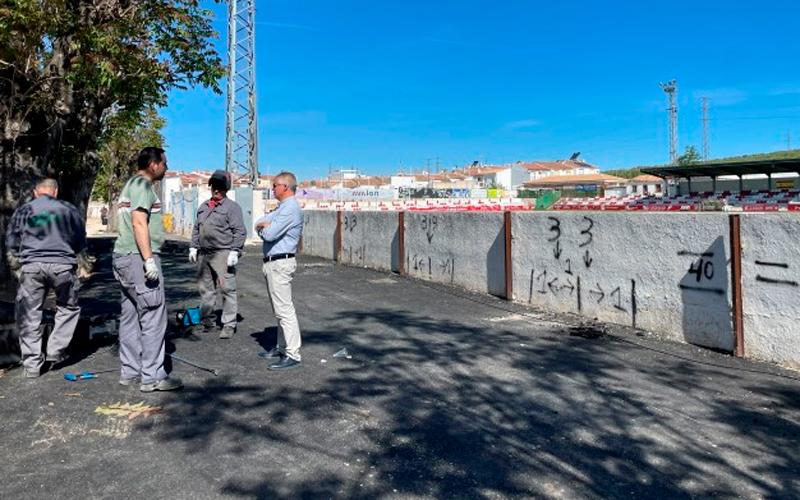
top-left (225, 0), bottom-right (258, 186)
top-left (660, 80), bottom-right (678, 164)
top-left (701, 96), bottom-right (710, 161)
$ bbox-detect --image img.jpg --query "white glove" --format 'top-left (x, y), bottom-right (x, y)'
top-left (143, 257), bottom-right (160, 281)
top-left (189, 247), bottom-right (198, 263)
top-left (227, 251), bottom-right (239, 267)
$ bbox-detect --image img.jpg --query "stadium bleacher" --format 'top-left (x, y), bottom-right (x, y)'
top-left (552, 190), bottom-right (800, 212)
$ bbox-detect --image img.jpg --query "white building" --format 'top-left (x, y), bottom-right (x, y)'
top-left (519, 160), bottom-right (600, 181)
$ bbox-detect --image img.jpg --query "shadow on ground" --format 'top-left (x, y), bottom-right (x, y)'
top-left (151, 302), bottom-right (800, 499)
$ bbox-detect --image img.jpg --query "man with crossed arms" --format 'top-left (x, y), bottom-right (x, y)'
top-left (255, 171), bottom-right (304, 371)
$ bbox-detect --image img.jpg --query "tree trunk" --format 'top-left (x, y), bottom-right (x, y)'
top-left (0, 105), bottom-right (102, 281)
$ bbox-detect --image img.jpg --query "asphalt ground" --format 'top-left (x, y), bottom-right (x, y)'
top-left (1, 237), bottom-right (799, 499)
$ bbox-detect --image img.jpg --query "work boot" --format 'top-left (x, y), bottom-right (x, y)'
top-left (140, 376), bottom-right (184, 393)
top-left (219, 325), bottom-right (235, 339)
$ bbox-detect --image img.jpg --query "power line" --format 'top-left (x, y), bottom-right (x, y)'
top-left (701, 96), bottom-right (710, 161)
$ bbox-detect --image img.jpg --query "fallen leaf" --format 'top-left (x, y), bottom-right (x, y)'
top-left (95, 401), bottom-right (164, 420)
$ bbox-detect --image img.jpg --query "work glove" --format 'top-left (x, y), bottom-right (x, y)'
top-left (189, 247), bottom-right (198, 263)
top-left (143, 257), bottom-right (160, 281)
top-left (227, 251), bottom-right (239, 267)
top-left (6, 252), bottom-right (21, 281)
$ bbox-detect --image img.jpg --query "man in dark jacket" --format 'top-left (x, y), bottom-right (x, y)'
top-left (5, 178), bottom-right (86, 378)
top-left (190, 170), bottom-right (247, 339)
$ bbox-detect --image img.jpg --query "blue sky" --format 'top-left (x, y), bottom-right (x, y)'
top-left (161, 0), bottom-right (800, 179)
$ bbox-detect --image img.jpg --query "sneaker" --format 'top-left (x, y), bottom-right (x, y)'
top-left (268, 357), bottom-right (301, 371)
top-left (257, 347), bottom-right (284, 359)
top-left (219, 325), bottom-right (235, 339)
top-left (119, 376), bottom-right (141, 387)
top-left (202, 320), bottom-right (217, 333)
top-left (140, 376), bottom-right (184, 392)
top-left (23, 369), bottom-right (40, 379)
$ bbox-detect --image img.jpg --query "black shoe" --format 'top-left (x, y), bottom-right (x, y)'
top-left (268, 357), bottom-right (301, 371)
top-left (257, 347), bottom-right (284, 359)
top-left (202, 320), bottom-right (217, 333)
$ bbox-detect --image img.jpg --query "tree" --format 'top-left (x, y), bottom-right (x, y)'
top-left (677, 145), bottom-right (701, 166)
top-left (0, 0), bottom-right (225, 278)
top-left (93, 107), bottom-right (166, 231)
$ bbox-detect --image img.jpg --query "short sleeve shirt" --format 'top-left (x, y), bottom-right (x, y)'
top-left (113, 175), bottom-right (166, 255)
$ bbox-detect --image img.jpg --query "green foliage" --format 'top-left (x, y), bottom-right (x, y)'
top-left (0, 0), bottom-right (225, 193)
top-left (602, 168), bottom-right (642, 179)
top-left (677, 145), bottom-right (701, 166)
top-left (93, 108), bottom-right (166, 202)
top-left (703, 149), bottom-right (800, 164)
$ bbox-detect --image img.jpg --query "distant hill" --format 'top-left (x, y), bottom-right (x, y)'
top-left (604, 150), bottom-right (800, 176)
top-left (702, 149), bottom-right (800, 165)
top-left (602, 167), bottom-right (642, 179)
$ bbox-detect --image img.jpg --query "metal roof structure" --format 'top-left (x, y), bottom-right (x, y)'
top-left (642, 158), bottom-right (800, 179)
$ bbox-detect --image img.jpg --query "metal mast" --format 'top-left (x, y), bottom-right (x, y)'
top-left (660, 80), bottom-right (678, 164)
top-left (225, 0), bottom-right (258, 186)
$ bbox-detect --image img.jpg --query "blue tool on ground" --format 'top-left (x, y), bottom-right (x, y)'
top-left (63, 369), bottom-right (117, 382)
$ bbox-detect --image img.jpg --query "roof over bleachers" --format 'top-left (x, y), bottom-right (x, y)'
top-left (642, 153), bottom-right (800, 179)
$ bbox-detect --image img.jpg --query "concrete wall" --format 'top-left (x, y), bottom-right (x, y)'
top-left (296, 209), bottom-right (800, 366)
top-left (740, 214), bottom-right (800, 365)
top-left (511, 212), bottom-right (734, 352)
top-left (404, 212), bottom-right (506, 296)
top-left (340, 211), bottom-right (399, 272)
top-left (301, 211), bottom-right (338, 260)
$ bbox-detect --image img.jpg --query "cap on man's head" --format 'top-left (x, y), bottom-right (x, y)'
top-left (209, 170), bottom-right (231, 191)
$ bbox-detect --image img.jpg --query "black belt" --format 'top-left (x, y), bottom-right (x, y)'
top-left (263, 253), bottom-right (295, 262)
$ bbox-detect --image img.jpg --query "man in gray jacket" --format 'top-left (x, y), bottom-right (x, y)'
top-left (5, 178), bottom-right (86, 378)
top-left (190, 170), bottom-right (247, 339)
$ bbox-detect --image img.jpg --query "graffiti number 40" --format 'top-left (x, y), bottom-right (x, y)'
top-left (688, 259), bottom-right (714, 282)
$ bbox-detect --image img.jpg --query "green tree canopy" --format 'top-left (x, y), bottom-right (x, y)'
top-left (0, 0), bottom-right (225, 277)
top-left (677, 145), bottom-right (701, 166)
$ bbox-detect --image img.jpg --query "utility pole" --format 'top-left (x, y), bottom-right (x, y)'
top-left (427, 158), bottom-right (431, 188)
top-left (701, 96), bottom-right (710, 161)
top-left (660, 80), bottom-right (678, 164)
top-left (225, 0), bottom-right (258, 187)
top-left (788, 130), bottom-right (792, 151)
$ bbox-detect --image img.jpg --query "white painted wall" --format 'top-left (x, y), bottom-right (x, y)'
top-left (511, 212), bottom-right (734, 351)
top-left (496, 166), bottom-right (531, 190)
top-left (740, 214), bottom-right (800, 366)
top-left (404, 212), bottom-right (506, 296)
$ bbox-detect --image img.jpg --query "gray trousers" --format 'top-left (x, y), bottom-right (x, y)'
top-left (197, 250), bottom-right (237, 328)
top-left (15, 262), bottom-right (80, 374)
top-left (112, 253), bottom-right (167, 384)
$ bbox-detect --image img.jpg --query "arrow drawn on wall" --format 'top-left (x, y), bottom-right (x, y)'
top-left (589, 283), bottom-right (605, 303)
